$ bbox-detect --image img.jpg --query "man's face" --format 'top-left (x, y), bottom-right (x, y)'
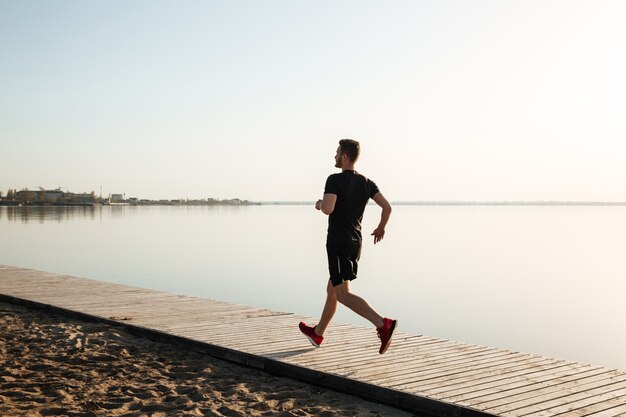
top-left (334, 146), bottom-right (343, 168)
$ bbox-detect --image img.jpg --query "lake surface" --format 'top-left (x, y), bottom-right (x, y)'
top-left (1, 204), bottom-right (625, 370)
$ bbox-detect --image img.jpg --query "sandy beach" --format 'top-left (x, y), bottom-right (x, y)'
top-left (0, 301), bottom-right (413, 417)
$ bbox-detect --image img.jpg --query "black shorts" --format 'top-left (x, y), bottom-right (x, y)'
top-left (326, 242), bottom-right (362, 287)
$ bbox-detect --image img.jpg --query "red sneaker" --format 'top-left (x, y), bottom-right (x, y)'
top-left (377, 318), bottom-right (397, 354)
top-left (299, 322), bottom-right (323, 347)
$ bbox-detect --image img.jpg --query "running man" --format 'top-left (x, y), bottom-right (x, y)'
top-left (299, 139), bottom-right (397, 354)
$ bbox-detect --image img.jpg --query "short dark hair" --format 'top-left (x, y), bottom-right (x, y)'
top-left (339, 139), bottom-right (360, 162)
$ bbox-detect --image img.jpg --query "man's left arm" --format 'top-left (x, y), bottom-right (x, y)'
top-left (371, 192), bottom-right (392, 244)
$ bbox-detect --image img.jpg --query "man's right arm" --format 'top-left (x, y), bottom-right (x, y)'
top-left (315, 193), bottom-right (337, 215)
top-left (317, 175), bottom-right (338, 215)
top-left (371, 192), bottom-right (392, 244)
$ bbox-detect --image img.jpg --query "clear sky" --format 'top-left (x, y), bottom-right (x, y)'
top-left (2, 1), bottom-right (625, 201)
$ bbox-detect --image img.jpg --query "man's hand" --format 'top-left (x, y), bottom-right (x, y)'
top-left (371, 227), bottom-right (385, 244)
top-left (315, 199), bottom-right (323, 210)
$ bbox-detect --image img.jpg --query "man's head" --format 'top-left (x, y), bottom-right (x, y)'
top-left (335, 139), bottom-right (360, 169)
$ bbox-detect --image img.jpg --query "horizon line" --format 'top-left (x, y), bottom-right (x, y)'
top-left (260, 200), bottom-right (626, 206)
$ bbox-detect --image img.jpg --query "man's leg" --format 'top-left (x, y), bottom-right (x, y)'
top-left (314, 280), bottom-right (338, 335)
top-left (333, 281), bottom-right (384, 329)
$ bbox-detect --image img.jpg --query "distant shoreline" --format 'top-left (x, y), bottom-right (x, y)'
top-left (0, 200), bottom-right (262, 208)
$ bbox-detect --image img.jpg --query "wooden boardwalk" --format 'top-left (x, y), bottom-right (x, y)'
top-left (1, 264), bottom-right (626, 417)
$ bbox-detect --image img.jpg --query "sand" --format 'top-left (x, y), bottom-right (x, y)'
top-left (0, 301), bottom-right (413, 417)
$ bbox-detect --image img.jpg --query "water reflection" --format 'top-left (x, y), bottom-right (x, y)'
top-left (0, 204), bottom-right (260, 225)
top-left (109, 206), bottom-right (127, 219)
top-left (2, 206), bottom-right (97, 224)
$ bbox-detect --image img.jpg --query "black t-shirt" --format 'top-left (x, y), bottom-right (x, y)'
top-left (324, 170), bottom-right (380, 246)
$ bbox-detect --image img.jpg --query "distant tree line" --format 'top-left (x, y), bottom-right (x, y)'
top-left (1, 188), bottom-right (97, 206)
top-left (1, 188), bottom-right (259, 206)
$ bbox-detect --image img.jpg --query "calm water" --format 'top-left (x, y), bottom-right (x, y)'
top-left (1, 205), bottom-right (625, 370)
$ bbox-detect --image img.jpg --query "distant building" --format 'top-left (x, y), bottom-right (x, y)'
top-left (42, 190), bottom-right (64, 202)
top-left (12, 189), bottom-right (97, 205)
top-left (110, 194), bottom-right (124, 203)
top-left (16, 189), bottom-right (64, 203)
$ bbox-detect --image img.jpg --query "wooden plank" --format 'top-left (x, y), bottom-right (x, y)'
top-left (293, 339), bottom-right (488, 368)
top-left (309, 342), bottom-right (496, 374)
top-left (363, 351), bottom-right (533, 385)
top-left (490, 379), bottom-right (626, 416)
top-left (359, 348), bottom-right (516, 381)
top-left (465, 369), bottom-right (623, 409)
top-left (418, 361), bottom-right (584, 397)
top-left (503, 389), bottom-right (626, 417)
top-left (382, 354), bottom-right (559, 389)
top-left (398, 361), bottom-right (577, 397)
top-left (589, 403), bottom-right (626, 417)
top-left (291, 336), bottom-right (450, 368)
top-left (343, 349), bottom-right (506, 382)
top-left (394, 358), bottom-right (569, 395)
top-left (442, 366), bottom-right (609, 404)
top-left (438, 366), bottom-right (604, 407)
